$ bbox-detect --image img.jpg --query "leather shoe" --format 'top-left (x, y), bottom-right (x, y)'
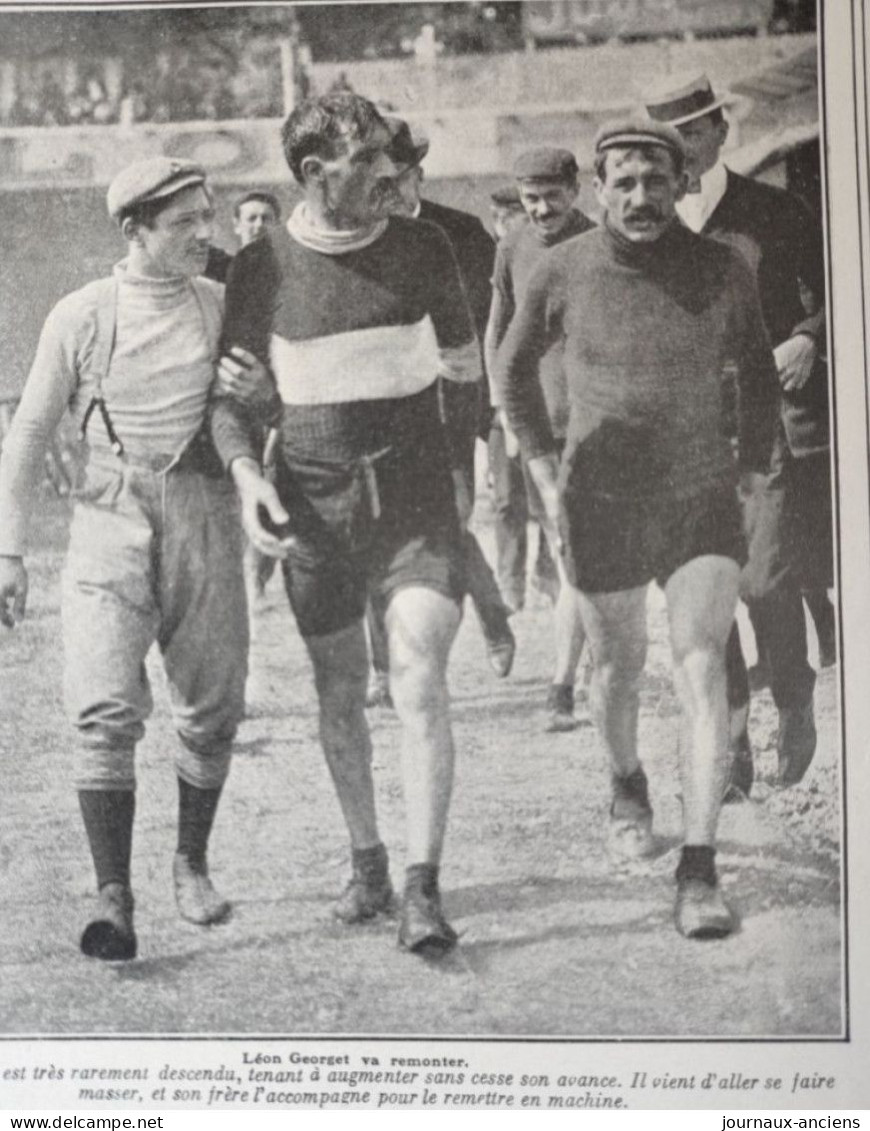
top-left (398, 888), bottom-right (458, 955)
top-left (80, 883), bottom-right (137, 961)
top-left (777, 701), bottom-right (817, 787)
top-left (334, 866), bottom-right (394, 924)
top-left (173, 854), bottom-right (231, 925)
top-left (675, 878), bottom-right (735, 939)
top-left (608, 767), bottom-right (655, 859)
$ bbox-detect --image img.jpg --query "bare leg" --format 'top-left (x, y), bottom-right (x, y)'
top-left (575, 585), bottom-right (648, 778)
top-left (304, 620), bottom-right (380, 851)
top-left (665, 554), bottom-right (739, 940)
top-left (385, 586), bottom-right (461, 865)
top-left (386, 585), bottom-right (461, 953)
top-left (664, 556), bottom-right (739, 846)
top-left (551, 558), bottom-right (587, 687)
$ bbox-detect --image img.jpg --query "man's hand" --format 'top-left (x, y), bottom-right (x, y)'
top-left (774, 334), bottom-right (816, 392)
top-left (217, 347), bottom-right (274, 407)
top-left (231, 458), bottom-right (295, 559)
top-left (738, 469), bottom-right (769, 500)
top-left (0, 555), bottom-right (28, 628)
top-left (452, 469), bottom-right (474, 528)
top-left (526, 452), bottom-right (563, 554)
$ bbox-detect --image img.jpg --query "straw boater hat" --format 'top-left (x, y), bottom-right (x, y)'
top-left (642, 71), bottom-right (729, 127)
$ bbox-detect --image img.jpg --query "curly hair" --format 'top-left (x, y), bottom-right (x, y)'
top-left (281, 93), bottom-right (385, 183)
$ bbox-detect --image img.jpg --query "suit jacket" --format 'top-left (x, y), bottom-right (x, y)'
top-left (703, 169), bottom-right (828, 456)
top-left (418, 198), bottom-right (495, 345)
top-left (418, 197), bottom-right (496, 438)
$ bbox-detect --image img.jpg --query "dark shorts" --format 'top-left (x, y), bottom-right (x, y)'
top-left (561, 484), bottom-right (746, 594)
top-left (274, 447), bottom-right (464, 638)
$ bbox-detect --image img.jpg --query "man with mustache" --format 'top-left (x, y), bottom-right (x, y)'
top-left (496, 119), bottom-right (779, 937)
top-left (211, 94), bottom-right (481, 955)
top-left (486, 148), bottom-right (596, 732)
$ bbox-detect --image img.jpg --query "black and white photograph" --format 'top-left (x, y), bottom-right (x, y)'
top-left (0, 0), bottom-right (867, 1112)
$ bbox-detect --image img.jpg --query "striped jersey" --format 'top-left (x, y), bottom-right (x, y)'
top-left (212, 213), bottom-right (481, 468)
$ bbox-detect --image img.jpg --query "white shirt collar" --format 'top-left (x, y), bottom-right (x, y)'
top-left (676, 161), bottom-right (728, 233)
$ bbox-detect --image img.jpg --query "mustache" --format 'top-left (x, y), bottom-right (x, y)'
top-left (625, 206), bottom-right (663, 223)
top-left (372, 178), bottom-right (399, 198)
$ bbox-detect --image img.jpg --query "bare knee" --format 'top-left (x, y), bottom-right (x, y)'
top-left (593, 634), bottom-right (647, 694)
top-left (390, 651), bottom-right (448, 718)
top-left (674, 642), bottom-right (727, 695)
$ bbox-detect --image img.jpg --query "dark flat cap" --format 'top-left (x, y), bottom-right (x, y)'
top-left (107, 157), bottom-right (207, 221)
top-left (513, 147), bottom-right (578, 183)
top-left (490, 184), bottom-right (523, 208)
top-left (385, 116), bottom-right (429, 169)
top-left (594, 116), bottom-right (685, 159)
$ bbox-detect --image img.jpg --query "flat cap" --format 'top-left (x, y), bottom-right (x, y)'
top-left (107, 156), bottom-right (207, 221)
top-left (513, 147), bottom-right (578, 183)
top-left (594, 116), bottom-right (685, 160)
top-left (490, 184), bottom-right (523, 208)
top-left (385, 116), bottom-right (429, 169)
top-left (643, 70), bottom-right (728, 127)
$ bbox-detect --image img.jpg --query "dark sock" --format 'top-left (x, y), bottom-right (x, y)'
top-left (405, 862), bottom-right (439, 898)
top-left (176, 778), bottom-right (222, 870)
top-left (725, 623), bottom-right (750, 710)
top-left (676, 845), bottom-right (717, 887)
top-left (78, 789), bottom-right (135, 891)
top-left (612, 766), bottom-right (650, 808)
top-left (547, 683), bottom-right (574, 713)
top-left (352, 843), bottom-right (388, 880)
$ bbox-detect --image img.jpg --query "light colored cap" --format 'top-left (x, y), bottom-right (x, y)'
top-left (594, 116), bottom-right (686, 160)
top-left (107, 156), bottom-right (207, 221)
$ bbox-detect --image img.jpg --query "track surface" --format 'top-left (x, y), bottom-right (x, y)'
top-left (0, 492), bottom-right (842, 1037)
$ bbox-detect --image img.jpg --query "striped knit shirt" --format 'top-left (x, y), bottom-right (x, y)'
top-left (211, 211), bottom-right (481, 470)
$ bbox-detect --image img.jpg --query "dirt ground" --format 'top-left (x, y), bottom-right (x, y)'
top-left (0, 486), bottom-right (842, 1038)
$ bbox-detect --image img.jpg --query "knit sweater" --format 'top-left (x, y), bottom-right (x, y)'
top-left (211, 213), bottom-right (481, 471)
top-left (495, 220), bottom-right (779, 503)
top-left (0, 264), bottom-right (223, 556)
top-left (490, 209), bottom-right (596, 436)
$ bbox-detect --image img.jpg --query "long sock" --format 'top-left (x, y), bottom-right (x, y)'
top-left (352, 843), bottom-right (388, 881)
top-left (405, 862), bottom-right (439, 898)
top-left (676, 845), bottom-right (717, 887)
top-left (176, 778), bottom-right (222, 870)
top-left (78, 789), bottom-right (135, 890)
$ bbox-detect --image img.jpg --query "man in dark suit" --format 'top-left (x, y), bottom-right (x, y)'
top-left (645, 73), bottom-right (832, 794)
top-left (362, 117), bottom-right (515, 694)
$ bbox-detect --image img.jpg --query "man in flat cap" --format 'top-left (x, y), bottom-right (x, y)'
top-left (211, 93), bottom-right (482, 956)
top-left (644, 72), bottom-right (832, 795)
top-left (487, 146), bottom-right (595, 732)
top-left (489, 185), bottom-right (527, 243)
top-left (496, 119), bottom-right (780, 937)
top-left (0, 156), bottom-right (251, 960)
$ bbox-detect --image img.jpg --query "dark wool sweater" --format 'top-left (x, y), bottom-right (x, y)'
top-left (496, 220), bottom-right (779, 503)
top-left (211, 215), bottom-right (479, 471)
top-left (491, 209), bottom-right (596, 439)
